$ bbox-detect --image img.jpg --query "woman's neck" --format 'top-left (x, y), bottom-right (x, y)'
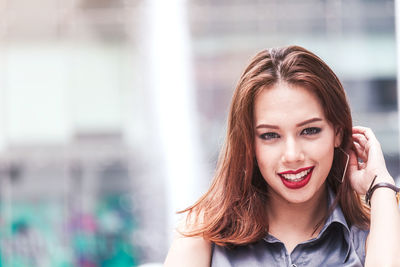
top-left (266, 185), bottom-right (328, 241)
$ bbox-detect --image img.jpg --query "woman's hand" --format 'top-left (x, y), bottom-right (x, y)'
top-left (350, 127), bottom-right (400, 266)
top-left (348, 126), bottom-right (394, 195)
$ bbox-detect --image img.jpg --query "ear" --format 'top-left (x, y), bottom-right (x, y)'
top-left (334, 127), bottom-right (343, 148)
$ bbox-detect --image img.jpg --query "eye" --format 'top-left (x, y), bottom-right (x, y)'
top-left (260, 132), bottom-right (280, 140)
top-left (301, 127), bottom-right (321, 135)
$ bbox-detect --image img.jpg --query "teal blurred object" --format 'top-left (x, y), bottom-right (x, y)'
top-left (0, 194), bottom-right (138, 267)
top-left (0, 202), bottom-right (72, 267)
top-left (95, 194), bottom-right (137, 267)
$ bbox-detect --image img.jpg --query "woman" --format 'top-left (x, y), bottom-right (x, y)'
top-left (164, 46), bottom-right (400, 266)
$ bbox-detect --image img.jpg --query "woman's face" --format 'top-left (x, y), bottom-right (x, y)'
top-left (253, 82), bottom-right (341, 204)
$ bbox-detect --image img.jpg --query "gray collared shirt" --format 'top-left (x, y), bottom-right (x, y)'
top-left (211, 189), bottom-right (369, 267)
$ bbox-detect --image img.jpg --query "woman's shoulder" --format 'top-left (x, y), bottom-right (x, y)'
top-left (164, 217), bottom-right (211, 267)
top-left (164, 233), bottom-right (211, 267)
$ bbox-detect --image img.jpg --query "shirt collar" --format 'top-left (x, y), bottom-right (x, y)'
top-left (319, 186), bottom-right (350, 235)
top-left (263, 186), bottom-right (351, 262)
top-left (318, 186), bottom-right (351, 263)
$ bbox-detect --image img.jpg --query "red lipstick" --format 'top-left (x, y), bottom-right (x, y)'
top-left (278, 166), bottom-right (314, 190)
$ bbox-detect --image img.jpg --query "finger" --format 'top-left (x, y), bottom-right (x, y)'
top-left (353, 127), bottom-right (382, 157)
top-left (352, 126), bottom-right (378, 143)
top-left (352, 126), bottom-right (369, 140)
top-left (352, 133), bottom-right (368, 149)
top-left (352, 133), bottom-right (371, 157)
top-left (353, 141), bottom-right (368, 163)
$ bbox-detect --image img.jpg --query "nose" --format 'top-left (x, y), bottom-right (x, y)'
top-left (281, 137), bottom-right (305, 163)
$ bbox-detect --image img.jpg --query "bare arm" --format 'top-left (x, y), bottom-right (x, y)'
top-left (366, 176), bottom-right (400, 267)
top-left (164, 231), bottom-right (211, 267)
top-left (350, 126), bottom-right (400, 267)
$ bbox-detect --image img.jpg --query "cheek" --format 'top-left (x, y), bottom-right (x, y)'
top-left (307, 141), bottom-right (333, 155)
top-left (255, 141), bottom-right (268, 164)
top-left (254, 142), bottom-right (279, 173)
top-left (309, 139), bottom-right (335, 170)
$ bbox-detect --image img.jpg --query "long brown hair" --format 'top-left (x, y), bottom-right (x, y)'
top-left (181, 45), bottom-right (370, 246)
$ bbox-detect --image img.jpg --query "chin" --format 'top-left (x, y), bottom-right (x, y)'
top-left (283, 186), bottom-right (323, 204)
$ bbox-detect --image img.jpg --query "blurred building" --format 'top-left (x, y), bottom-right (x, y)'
top-left (188, 0), bottom-right (398, 175)
top-left (0, 0), bottom-right (397, 266)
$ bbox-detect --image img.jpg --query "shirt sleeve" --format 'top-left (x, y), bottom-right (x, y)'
top-left (349, 225), bottom-right (369, 265)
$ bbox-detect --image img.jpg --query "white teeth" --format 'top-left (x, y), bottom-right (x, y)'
top-left (281, 168), bottom-right (311, 181)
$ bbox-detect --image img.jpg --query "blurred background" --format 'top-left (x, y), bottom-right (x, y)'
top-left (0, 0), bottom-right (398, 266)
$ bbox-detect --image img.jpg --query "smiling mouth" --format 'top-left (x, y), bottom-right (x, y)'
top-left (278, 166), bottom-right (314, 182)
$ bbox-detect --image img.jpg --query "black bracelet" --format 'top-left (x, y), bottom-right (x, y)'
top-left (365, 175), bottom-right (400, 207)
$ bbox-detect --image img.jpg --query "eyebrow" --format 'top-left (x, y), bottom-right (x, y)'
top-left (255, 117), bottom-right (323, 129)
